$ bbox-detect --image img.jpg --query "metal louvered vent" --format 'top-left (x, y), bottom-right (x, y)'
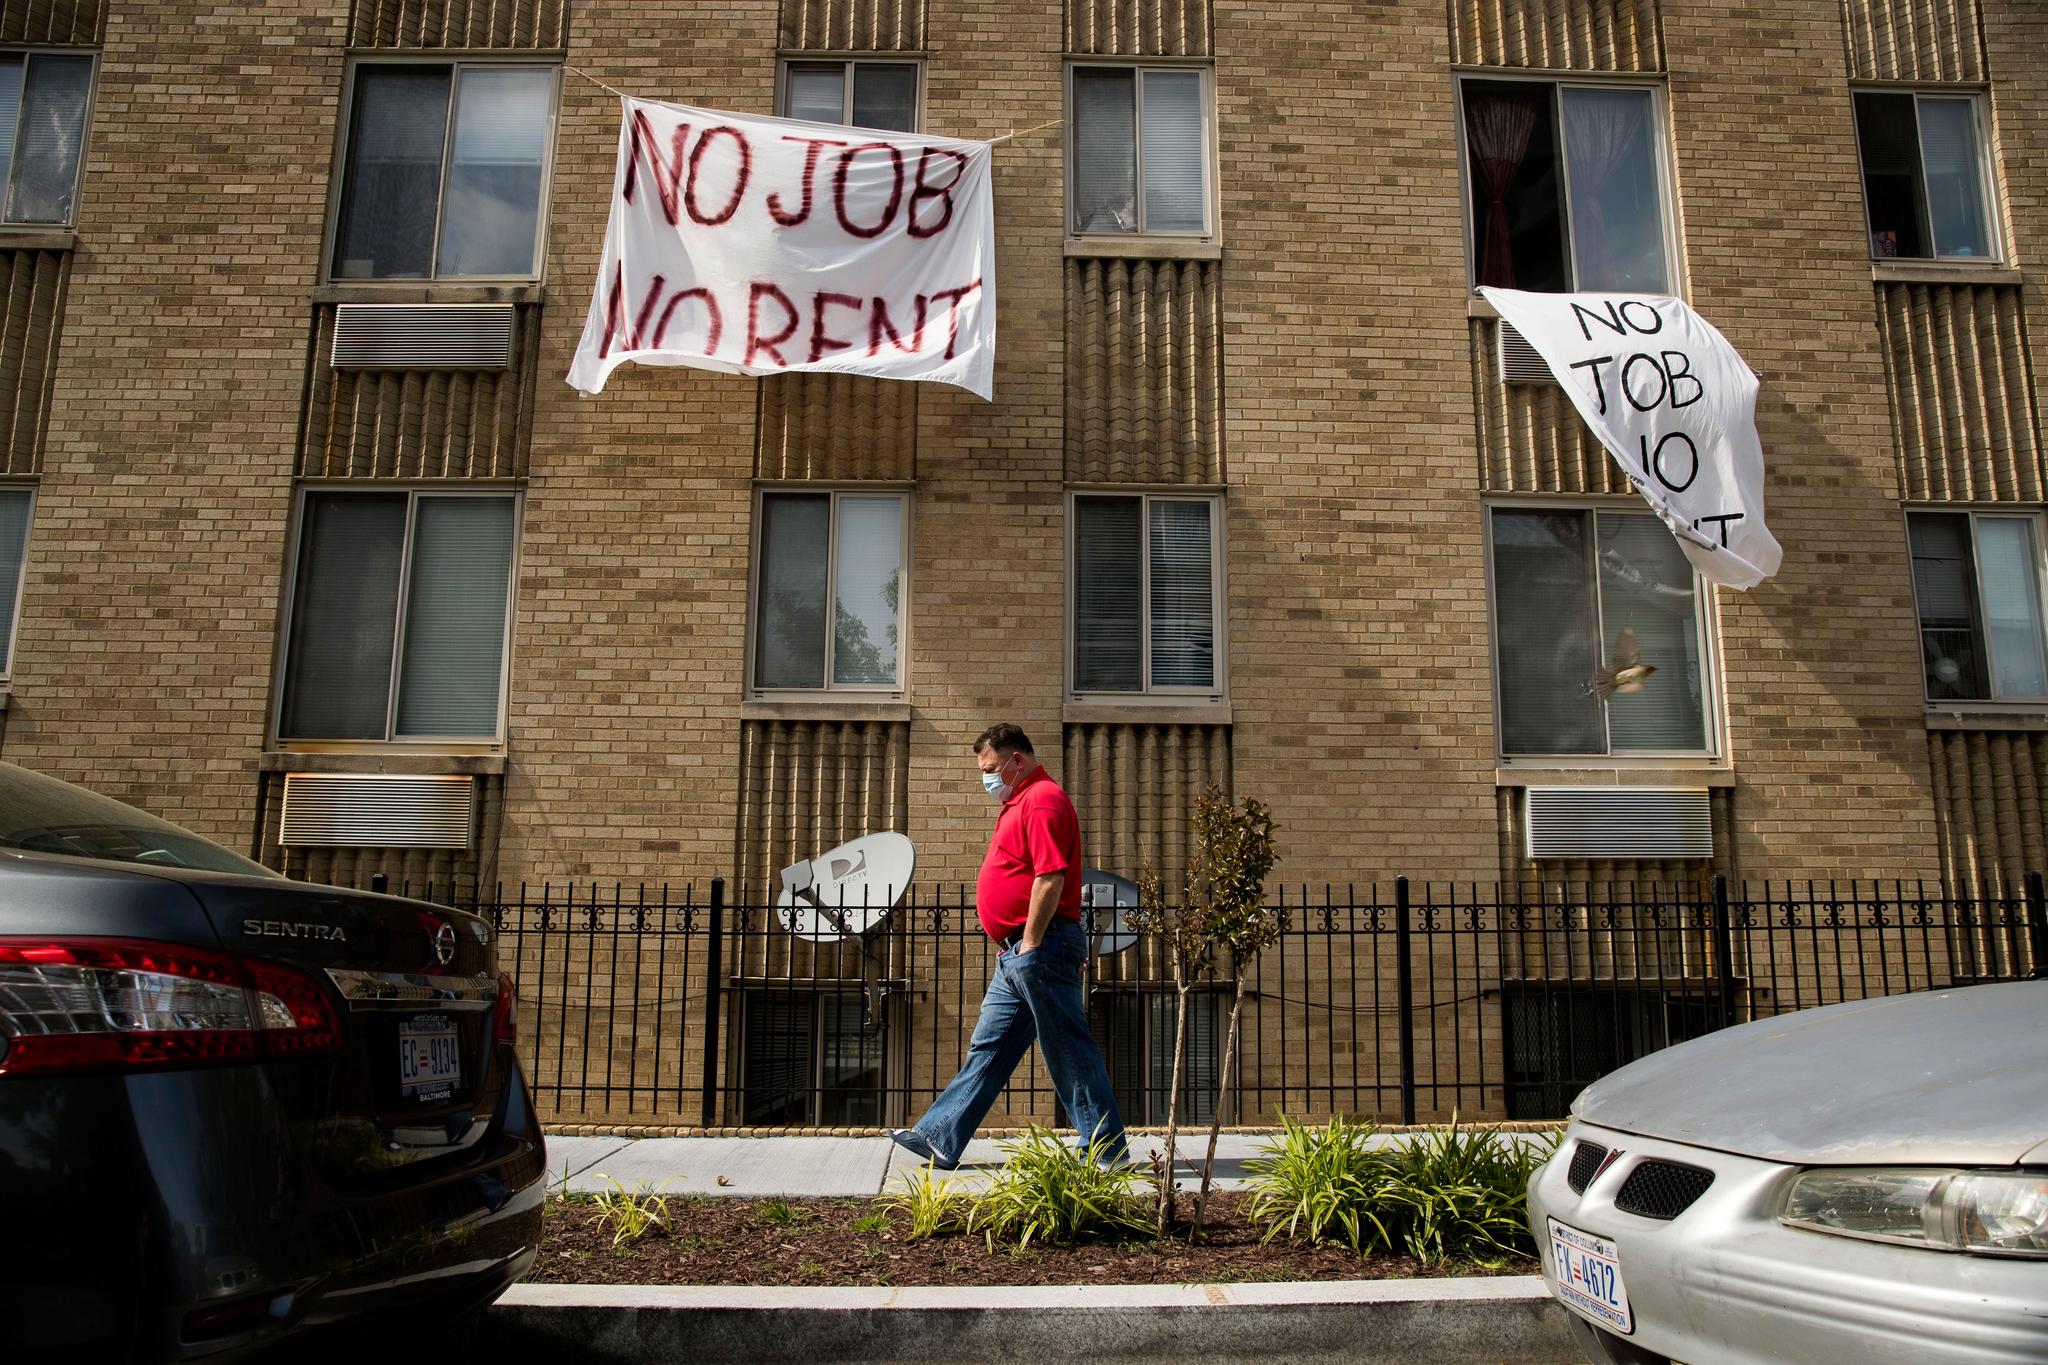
top-left (1567, 1140), bottom-right (1609, 1194)
top-left (1498, 322), bottom-right (1557, 386)
top-left (331, 304), bottom-right (514, 370)
top-left (279, 774), bottom-right (477, 849)
top-left (1525, 787), bottom-right (1713, 860)
top-left (1614, 1159), bottom-right (1715, 1220)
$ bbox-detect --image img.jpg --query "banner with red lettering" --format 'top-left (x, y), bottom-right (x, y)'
top-left (1480, 287), bottom-right (1783, 591)
top-left (568, 97), bottom-right (996, 400)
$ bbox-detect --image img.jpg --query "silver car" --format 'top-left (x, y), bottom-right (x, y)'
top-left (1527, 980), bottom-right (2048, 1365)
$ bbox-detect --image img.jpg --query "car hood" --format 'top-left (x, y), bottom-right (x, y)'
top-left (1574, 980), bottom-right (2048, 1166)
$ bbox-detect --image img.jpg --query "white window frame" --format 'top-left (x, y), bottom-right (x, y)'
top-left (0, 480), bottom-right (33, 679)
top-left (1905, 507), bottom-right (2048, 708)
top-left (745, 486), bottom-right (912, 701)
top-left (1849, 86), bottom-right (2003, 266)
top-left (1064, 60), bottom-right (1219, 247)
top-left (322, 56), bottom-right (561, 286)
top-left (1484, 497), bottom-right (1723, 764)
top-left (1065, 490), bottom-right (1227, 703)
top-left (774, 56), bottom-right (924, 131)
top-left (273, 485), bottom-right (522, 749)
top-left (1453, 72), bottom-right (1683, 297)
top-left (0, 48), bottom-right (98, 230)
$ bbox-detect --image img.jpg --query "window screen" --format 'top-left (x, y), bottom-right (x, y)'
top-left (437, 66), bottom-right (552, 277)
top-left (1909, 511), bottom-right (1985, 700)
top-left (4, 54), bottom-right (91, 225)
top-left (281, 494), bottom-right (408, 739)
top-left (0, 487), bottom-right (31, 673)
top-left (755, 494), bottom-right (831, 690)
top-left (1072, 67), bottom-right (1137, 234)
top-left (395, 498), bottom-right (516, 737)
top-left (753, 492), bottom-right (905, 693)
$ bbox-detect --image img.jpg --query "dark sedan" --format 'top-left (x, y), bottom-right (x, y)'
top-left (0, 762), bottom-right (545, 1363)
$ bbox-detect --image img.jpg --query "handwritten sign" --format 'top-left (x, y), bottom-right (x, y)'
top-left (569, 97), bottom-right (996, 400)
top-left (1481, 287), bottom-right (1782, 590)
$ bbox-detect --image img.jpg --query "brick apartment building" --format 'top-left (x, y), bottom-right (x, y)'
top-left (0, 0), bottom-right (2039, 1125)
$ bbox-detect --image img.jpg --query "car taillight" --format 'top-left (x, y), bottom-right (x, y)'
top-left (0, 937), bottom-right (343, 1077)
top-left (494, 971), bottom-right (517, 1047)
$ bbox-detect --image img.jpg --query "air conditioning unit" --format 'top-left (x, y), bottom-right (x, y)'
top-left (1497, 321), bottom-right (1557, 386)
top-left (280, 773), bottom-right (477, 850)
top-left (1524, 787), bottom-right (1713, 860)
top-left (331, 303), bottom-right (515, 370)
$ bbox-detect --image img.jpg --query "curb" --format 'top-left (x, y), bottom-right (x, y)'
top-left (542, 1121), bottom-right (1570, 1139)
top-left (478, 1276), bottom-right (1581, 1363)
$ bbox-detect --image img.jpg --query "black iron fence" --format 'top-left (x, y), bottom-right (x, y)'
top-left (382, 873), bottom-right (2047, 1127)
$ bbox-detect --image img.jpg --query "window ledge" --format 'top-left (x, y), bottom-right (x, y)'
top-left (1495, 765), bottom-right (1733, 788)
top-left (1924, 706), bottom-right (2048, 731)
top-left (312, 282), bottom-right (546, 306)
top-left (1064, 701), bottom-right (1232, 726)
top-left (742, 699), bottom-right (913, 723)
top-left (1872, 261), bottom-right (2021, 286)
top-left (1467, 295), bottom-right (1500, 319)
top-left (1064, 237), bottom-right (1222, 261)
top-left (0, 229), bottom-right (76, 253)
top-left (258, 750), bottom-right (507, 776)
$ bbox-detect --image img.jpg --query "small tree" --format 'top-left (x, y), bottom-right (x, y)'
top-left (1129, 786), bottom-right (1280, 1235)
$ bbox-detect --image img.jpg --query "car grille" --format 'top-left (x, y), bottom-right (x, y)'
top-left (1614, 1159), bottom-right (1715, 1219)
top-left (1566, 1140), bottom-right (1609, 1194)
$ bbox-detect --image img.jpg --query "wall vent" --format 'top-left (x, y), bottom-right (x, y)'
top-left (1498, 322), bottom-right (1557, 386)
top-left (331, 304), bottom-right (515, 370)
top-left (279, 774), bottom-right (477, 849)
top-left (1524, 787), bottom-right (1713, 860)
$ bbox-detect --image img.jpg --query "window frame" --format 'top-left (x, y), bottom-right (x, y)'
top-left (272, 484), bottom-right (522, 749)
top-left (1064, 490), bottom-right (1227, 703)
top-left (1849, 85), bottom-right (2003, 266)
top-left (322, 55), bottom-right (562, 286)
top-left (745, 485), bottom-right (912, 702)
top-left (1484, 496), bottom-right (1723, 765)
top-left (773, 56), bottom-right (924, 131)
top-left (0, 47), bottom-right (99, 231)
top-left (0, 479), bottom-right (33, 679)
top-left (1063, 59), bottom-right (1219, 248)
top-left (1452, 71), bottom-right (1683, 298)
top-left (1904, 506), bottom-right (2048, 709)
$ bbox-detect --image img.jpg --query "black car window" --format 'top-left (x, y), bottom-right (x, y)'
top-left (0, 762), bottom-right (279, 877)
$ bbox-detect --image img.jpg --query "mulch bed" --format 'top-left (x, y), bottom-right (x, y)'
top-left (526, 1193), bottom-right (1534, 1287)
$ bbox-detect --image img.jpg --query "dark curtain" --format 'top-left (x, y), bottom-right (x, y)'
top-left (1466, 89), bottom-right (1543, 288)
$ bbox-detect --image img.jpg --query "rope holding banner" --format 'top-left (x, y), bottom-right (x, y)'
top-left (565, 63), bottom-right (634, 101)
top-left (989, 117), bottom-right (1063, 145)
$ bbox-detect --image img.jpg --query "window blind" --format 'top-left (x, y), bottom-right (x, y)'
top-left (1976, 517), bottom-right (2048, 697)
top-left (755, 494), bottom-right (830, 689)
top-left (851, 64), bottom-right (918, 133)
top-left (742, 992), bottom-right (813, 1124)
top-left (0, 488), bottom-right (28, 673)
top-left (1149, 993), bottom-right (1217, 1125)
top-left (333, 65), bottom-right (452, 279)
top-left (1140, 70), bottom-right (1205, 233)
top-left (437, 66), bottom-right (552, 277)
top-left (1072, 68), bottom-right (1136, 234)
top-left (1073, 497), bottom-right (1142, 690)
top-left (281, 494), bottom-right (407, 739)
top-left (1492, 509), bottom-right (1604, 754)
top-left (1148, 499), bottom-right (1214, 688)
top-left (784, 63), bottom-right (845, 124)
top-left (831, 496), bottom-right (901, 686)
top-left (7, 54), bottom-right (90, 225)
top-left (1917, 98), bottom-right (1991, 258)
top-left (395, 496), bottom-right (516, 737)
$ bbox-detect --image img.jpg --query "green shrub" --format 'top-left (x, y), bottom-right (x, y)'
top-left (879, 1163), bottom-right (973, 1241)
top-left (967, 1127), bottom-right (1154, 1249)
top-left (1243, 1114), bottom-right (1398, 1254)
top-left (757, 1198), bottom-right (813, 1227)
top-left (586, 1175), bottom-right (670, 1248)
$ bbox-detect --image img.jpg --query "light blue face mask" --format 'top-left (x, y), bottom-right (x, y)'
top-left (982, 758), bottom-right (1014, 801)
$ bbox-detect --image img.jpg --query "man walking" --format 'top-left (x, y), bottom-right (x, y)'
top-left (889, 723), bottom-right (1129, 1169)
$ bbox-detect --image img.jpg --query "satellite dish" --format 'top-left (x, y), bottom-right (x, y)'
top-left (1082, 868), bottom-right (1140, 955)
top-left (776, 831), bottom-right (916, 942)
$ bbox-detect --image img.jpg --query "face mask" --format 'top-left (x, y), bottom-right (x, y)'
top-left (982, 758), bottom-right (1013, 801)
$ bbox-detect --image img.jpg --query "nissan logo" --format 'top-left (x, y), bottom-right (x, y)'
top-left (431, 921), bottom-right (458, 968)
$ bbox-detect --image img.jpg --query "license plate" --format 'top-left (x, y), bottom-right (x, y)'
top-left (398, 1014), bottom-right (461, 1101)
top-left (1548, 1217), bottom-right (1633, 1334)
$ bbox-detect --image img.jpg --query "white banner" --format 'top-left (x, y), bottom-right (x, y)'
top-left (568, 97), bottom-right (996, 400)
top-left (1480, 287), bottom-right (1783, 590)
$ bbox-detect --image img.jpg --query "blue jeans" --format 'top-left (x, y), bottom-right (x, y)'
top-left (912, 916), bottom-right (1128, 1164)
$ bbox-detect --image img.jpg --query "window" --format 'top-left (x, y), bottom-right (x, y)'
top-left (1853, 91), bottom-right (1998, 262)
top-left (1907, 510), bottom-right (2048, 703)
top-left (1461, 78), bottom-right (1673, 293)
top-left (330, 62), bottom-right (557, 280)
top-left (741, 990), bottom-right (889, 1125)
top-left (1089, 989), bottom-right (1221, 1125)
top-left (1067, 64), bottom-right (1212, 238)
top-left (751, 491), bottom-right (907, 694)
top-left (779, 60), bottom-right (919, 132)
top-left (0, 486), bottom-right (28, 676)
top-left (0, 52), bottom-right (93, 226)
top-left (1488, 506), bottom-right (1714, 758)
top-left (1069, 493), bottom-right (1222, 698)
top-left (1504, 985), bottom-right (1717, 1120)
top-left (279, 491), bottom-right (518, 742)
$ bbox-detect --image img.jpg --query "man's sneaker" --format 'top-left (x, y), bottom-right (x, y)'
top-left (887, 1128), bottom-right (958, 1170)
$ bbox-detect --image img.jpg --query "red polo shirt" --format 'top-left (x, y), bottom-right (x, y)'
top-left (976, 764), bottom-right (1083, 940)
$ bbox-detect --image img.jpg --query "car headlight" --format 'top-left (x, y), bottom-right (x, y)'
top-left (1781, 1168), bottom-right (2048, 1257)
